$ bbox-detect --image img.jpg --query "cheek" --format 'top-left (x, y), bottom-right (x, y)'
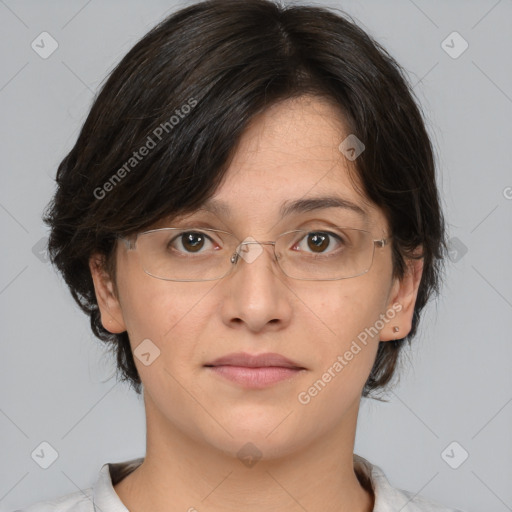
top-left (296, 277), bottom-right (391, 396)
top-left (115, 268), bottom-right (215, 362)
top-left (308, 277), bottom-right (391, 348)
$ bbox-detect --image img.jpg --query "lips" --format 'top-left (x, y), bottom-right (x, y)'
top-left (204, 352), bottom-right (306, 388)
top-left (204, 352), bottom-right (305, 369)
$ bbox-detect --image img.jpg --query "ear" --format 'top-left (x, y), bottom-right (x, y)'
top-left (380, 252), bottom-right (424, 342)
top-left (89, 253), bottom-right (127, 334)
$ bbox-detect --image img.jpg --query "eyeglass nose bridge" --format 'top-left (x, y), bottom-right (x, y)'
top-left (230, 239), bottom-right (277, 265)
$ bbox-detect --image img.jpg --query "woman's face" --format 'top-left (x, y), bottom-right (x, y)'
top-left (91, 95), bottom-right (419, 461)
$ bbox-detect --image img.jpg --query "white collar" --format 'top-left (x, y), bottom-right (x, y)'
top-left (92, 454), bottom-right (459, 512)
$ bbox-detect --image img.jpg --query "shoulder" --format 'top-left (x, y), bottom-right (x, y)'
top-left (12, 488), bottom-right (94, 512)
top-left (11, 458), bottom-right (144, 512)
top-left (354, 454), bottom-right (467, 512)
top-left (398, 488), bottom-right (466, 512)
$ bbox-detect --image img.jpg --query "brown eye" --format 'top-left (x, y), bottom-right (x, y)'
top-left (307, 233), bottom-right (329, 253)
top-left (169, 231), bottom-right (213, 254)
top-left (293, 231), bottom-right (344, 255)
top-left (182, 232), bottom-right (206, 252)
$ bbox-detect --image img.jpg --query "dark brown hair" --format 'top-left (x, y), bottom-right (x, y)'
top-left (44, 0), bottom-right (447, 399)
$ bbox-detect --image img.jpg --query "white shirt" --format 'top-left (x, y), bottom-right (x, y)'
top-left (17, 455), bottom-right (465, 512)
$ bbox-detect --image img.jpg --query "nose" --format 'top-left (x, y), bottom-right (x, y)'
top-left (220, 239), bottom-right (293, 333)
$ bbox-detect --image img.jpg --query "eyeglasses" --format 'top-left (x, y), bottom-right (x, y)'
top-left (119, 226), bottom-right (390, 282)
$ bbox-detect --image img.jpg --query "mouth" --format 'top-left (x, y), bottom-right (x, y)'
top-left (204, 352), bottom-right (306, 389)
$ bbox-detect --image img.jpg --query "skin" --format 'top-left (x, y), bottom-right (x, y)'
top-left (89, 95), bottom-right (423, 512)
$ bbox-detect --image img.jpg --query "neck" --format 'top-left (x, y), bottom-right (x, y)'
top-left (114, 393), bottom-right (374, 512)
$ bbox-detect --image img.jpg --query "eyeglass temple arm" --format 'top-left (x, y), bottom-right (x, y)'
top-left (375, 236), bottom-right (391, 248)
top-left (117, 236), bottom-right (134, 250)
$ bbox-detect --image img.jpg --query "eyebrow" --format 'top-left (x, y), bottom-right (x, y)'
top-left (199, 195), bottom-right (369, 219)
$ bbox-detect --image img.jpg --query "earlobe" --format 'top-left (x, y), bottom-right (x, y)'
top-left (89, 253), bottom-right (126, 334)
top-left (380, 255), bottom-right (424, 341)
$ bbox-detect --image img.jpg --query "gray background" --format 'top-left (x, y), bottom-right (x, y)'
top-left (1, 1), bottom-right (511, 511)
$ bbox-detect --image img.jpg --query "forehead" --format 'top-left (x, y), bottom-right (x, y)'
top-left (165, 95), bottom-right (386, 233)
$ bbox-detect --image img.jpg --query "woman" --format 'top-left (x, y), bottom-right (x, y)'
top-left (22, 0), bottom-right (465, 510)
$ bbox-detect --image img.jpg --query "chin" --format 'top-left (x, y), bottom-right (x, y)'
top-left (197, 414), bottom-right (314, 463)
